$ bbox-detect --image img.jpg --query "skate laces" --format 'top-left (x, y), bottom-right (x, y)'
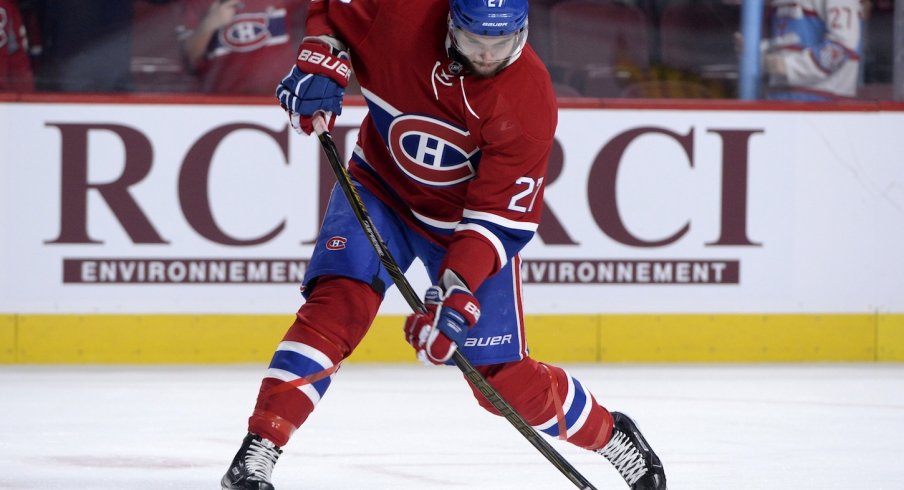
top-left (244, 437), bottom-right (281, 482)
top-left (597, 429), bottom-right (648, 485)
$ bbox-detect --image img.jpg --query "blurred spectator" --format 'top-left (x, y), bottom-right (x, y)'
top-left (861, 0), bottom-right (893, 98)
top-left (131, 0), bottom-right (197, 93)
top-left (0, 0), bottom-right (34, 92)
top-left (20, 0), bottom-right (155, 92)
top-left (762, 0), bottom-right (865, 100)
top-left (178, 0), bottom-right (306, 95)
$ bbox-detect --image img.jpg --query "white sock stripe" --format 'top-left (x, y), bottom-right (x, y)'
top-left (534, 415), bottom-right (557, 432)
top-left (561, 370), bottom-right (577, 412)
top-left (533, 371), bottom-right (582, 432)
top-left (565, 388), bottom-right (593, 438)
top-left (264, 368), bottom-right (323, 406)
top-left (275, 341), bottom-right (333, 369)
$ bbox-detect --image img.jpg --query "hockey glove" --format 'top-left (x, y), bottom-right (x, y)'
top-left (404, 271), bottom-right (481, 366)
top-left (276, 38), bottom-right (351, 135)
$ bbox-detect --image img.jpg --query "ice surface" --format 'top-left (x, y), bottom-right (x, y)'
top-left (2, 363), bottom-right (903, 489)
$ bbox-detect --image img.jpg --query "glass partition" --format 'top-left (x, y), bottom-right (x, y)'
top-left (1, 0), bottom-right (900, 101)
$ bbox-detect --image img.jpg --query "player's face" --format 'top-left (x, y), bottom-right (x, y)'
top-left (450, 24), bottom-right (527, 77)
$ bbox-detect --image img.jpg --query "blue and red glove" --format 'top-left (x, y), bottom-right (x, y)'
top-left (275, 37), bottom-right (351, 135)
top-left (404, 271), bottom-right (481, 365)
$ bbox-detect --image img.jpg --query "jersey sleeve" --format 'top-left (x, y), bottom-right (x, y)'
top-left (443, 69), bottom-right (558, 291)
top-left (306, 0), bottom-right (378, 49)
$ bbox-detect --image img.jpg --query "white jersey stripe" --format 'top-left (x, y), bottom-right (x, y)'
top-left (361, 87), bottom-right (402, 117)
top-left (456, 222), bottom-right (507, 269)
top-left (463, 209), bottom-right (539, 232)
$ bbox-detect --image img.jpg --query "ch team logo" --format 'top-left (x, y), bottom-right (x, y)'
top-left (219, 13), bottom-right (275, 53)
top-left (817, 43), bottom-right (847, 72)
top-left (388, 115), bottom-right (479, 187)
top-left (326, 236), bottom-right (347, 250)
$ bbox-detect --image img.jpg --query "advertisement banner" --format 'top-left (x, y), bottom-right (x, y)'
top-left (2, 101), bottom-right (903, 315)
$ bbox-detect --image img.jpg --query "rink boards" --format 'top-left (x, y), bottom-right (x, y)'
top-left (1, 95), bottom-right (903, 363)
top-left (2, 312), bottom-right (903, 363)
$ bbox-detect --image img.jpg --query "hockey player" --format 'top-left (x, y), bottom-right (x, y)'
top-left (221, 0), bottom-right (667, 489)
top-left (763, 0), bottom-right (864, 100)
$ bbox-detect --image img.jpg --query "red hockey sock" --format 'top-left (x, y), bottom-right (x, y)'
top-left (471, 358), bottom-right (614, 450)
top-left (248, 276), bottom-right (380, 446)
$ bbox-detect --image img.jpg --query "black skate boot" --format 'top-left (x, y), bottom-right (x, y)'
top-left (221, 432), bottom-right (283, 490)
top-left (596, 412), bottom-right (666, 489)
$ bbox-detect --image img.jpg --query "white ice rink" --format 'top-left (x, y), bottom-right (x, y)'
top-left (2, 363), bottom-right (903, 490)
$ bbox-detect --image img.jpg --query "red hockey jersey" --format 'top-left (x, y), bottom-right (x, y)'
top-left (0, 0), bottom-right (33, 92)
top-left (308, 0), bottom-right (557, 291)
top-left (179, 0), bottom-right (306, 94)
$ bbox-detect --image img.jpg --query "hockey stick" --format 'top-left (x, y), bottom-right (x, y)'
top-left (312, 114), bottom-right (597, 490)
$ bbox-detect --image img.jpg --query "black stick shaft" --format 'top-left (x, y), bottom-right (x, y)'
top-left (313, 120), bottom-right (597, 490)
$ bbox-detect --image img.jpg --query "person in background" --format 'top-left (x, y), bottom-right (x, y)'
top-left (219, 0), bottom-right (668, 489)
top-left (178, 0), bottom-right (305, 94)
top-left (19, 0), bottom-right (139, 92)
top-left (0, 0), bottom-right (34, 92)
top-left (763, 0), bottom-right (865, 100)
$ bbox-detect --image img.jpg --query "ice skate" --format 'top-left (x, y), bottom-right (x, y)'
top-left (221, 432), bottom-right (282, 490)
top-left (597, 412), bottom-right (666, 489)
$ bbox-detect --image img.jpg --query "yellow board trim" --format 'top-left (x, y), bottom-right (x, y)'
top-left (878, 314), bottom-right (904, 361)
top-left (0, 315), bottom-right (15, 363)
top-left (1, 313), bottom-right (902, 364)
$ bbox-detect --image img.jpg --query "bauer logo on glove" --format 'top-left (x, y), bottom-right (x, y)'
top-left (275, 36), bottom-right (351, 135)
top-left (403, 270), bottom-right (481, 365)
top-left (297, 48), bottom-right (351, 84)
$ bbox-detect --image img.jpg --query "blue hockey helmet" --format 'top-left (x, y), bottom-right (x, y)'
top-left (448, 0), bottom-right (529, 74)
top-left (449, 0), bottom-right (529, 37)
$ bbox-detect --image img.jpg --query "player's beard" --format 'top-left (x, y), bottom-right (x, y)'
top-left (448, 44), bottom-right (511, 78)
top-left (447, 35), bottom-right (515, 78)
top-left (461, 57), bottom-right (507, 78)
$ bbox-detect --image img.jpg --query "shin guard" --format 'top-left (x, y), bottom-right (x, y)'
top-left (472, 358), bottom-right (614, 450)
top-left (249, 276), bottom-right (380, 446)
